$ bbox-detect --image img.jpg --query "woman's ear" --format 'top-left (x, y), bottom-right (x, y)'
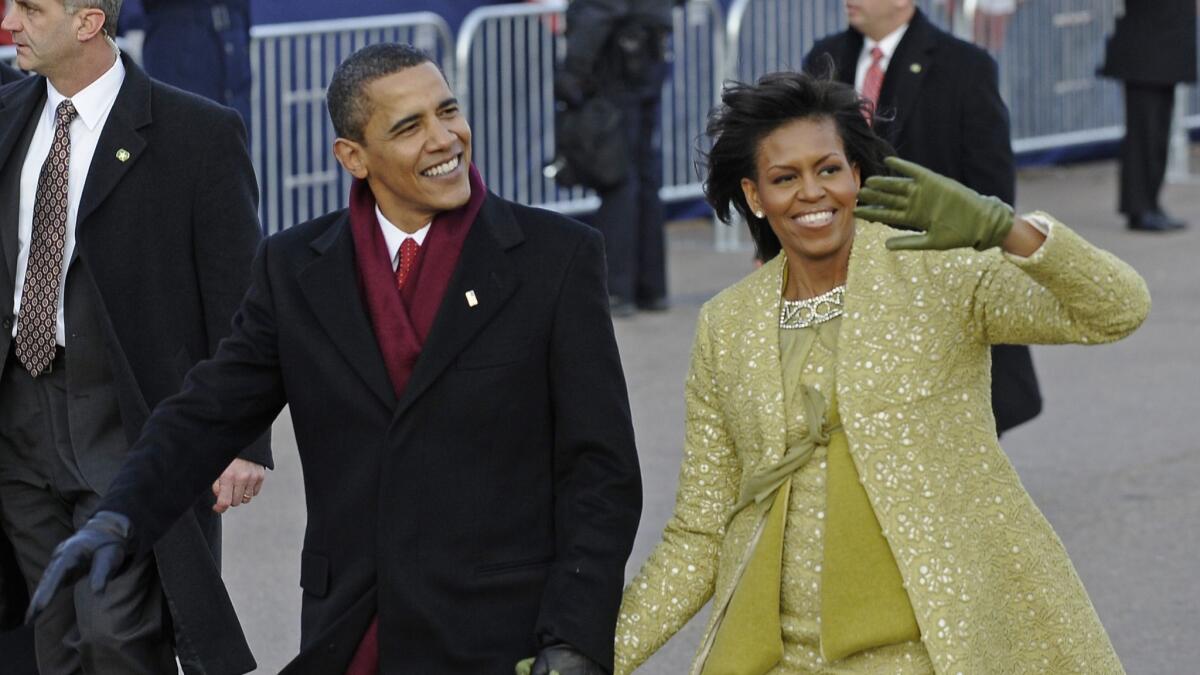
top-left (740, 177), bottom-right (762, 218)
top-left (852, 162), bottom-right (862, 190)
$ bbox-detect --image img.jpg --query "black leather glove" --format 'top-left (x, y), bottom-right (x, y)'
top-left (529, 644), bottom-right (606, 675)
top-left (24, 511), bottom-right (133, 624)
top-left (554, 70), bottom-right (593, 108)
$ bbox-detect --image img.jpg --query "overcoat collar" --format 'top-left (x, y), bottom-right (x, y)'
top-left (77, 53), bottom-right (151, 228)
top-left (298, 193), bottom-right (524, 415)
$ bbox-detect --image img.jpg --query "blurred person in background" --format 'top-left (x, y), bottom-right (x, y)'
top-left (1099, 0), bottom-right (1196, 232)
top-left (614, 71), bottom-right (1143, 675)
top-left (0, 0), bottom-right (268, 672)
top-left (556, 0), bottom-right (681, 317)
top-left (804, 0), bottom-right (1041, 437)
top-left (2, 59), bottom-right (25, 83)
top-left (139, 0), bottom-right (251, 127)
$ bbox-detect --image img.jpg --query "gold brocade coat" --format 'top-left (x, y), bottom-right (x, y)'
top-left (614, 217), bottom-right (1148, 675)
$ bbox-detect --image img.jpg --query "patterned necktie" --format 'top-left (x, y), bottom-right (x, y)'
top-left (15, 99), bottom-right (77, 376)
top-left (395, 237), bottom-right (419, 290)
top-left (861, 46), bottom-right (885, 121)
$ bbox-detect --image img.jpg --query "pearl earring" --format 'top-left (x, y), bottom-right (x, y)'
top-left (754, 210), bottom-right (764, 219)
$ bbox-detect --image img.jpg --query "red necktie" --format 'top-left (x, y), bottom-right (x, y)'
top-left (861, 46), bottom-right (885, 121)
top-left (395, 237), bottom-right (419, 290)
top-left (15, 99), bottom-right (77, 376)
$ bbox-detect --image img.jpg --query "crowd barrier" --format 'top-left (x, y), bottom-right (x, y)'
top-left (2, 2), bottom-right (1197, 236)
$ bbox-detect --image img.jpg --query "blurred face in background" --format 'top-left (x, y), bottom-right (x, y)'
top-left (845, 0), bottom-right (916, 41)
top-left (334, 62), bottom-right (473, 232)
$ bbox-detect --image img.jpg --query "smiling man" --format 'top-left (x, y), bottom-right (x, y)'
top-left (27, 43), bottom-right (643, 675)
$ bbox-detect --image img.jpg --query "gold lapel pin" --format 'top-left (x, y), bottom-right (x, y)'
top-left (465, 290), bottom-right (479, 307)
top-left (910, 63), bottom-right (922, 74)
top-left (116, 149), bottom-right (131, 162)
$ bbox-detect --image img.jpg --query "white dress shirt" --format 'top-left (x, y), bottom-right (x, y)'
top-left (11, 55), bottom-right (126, 345)
top-left (376, 206), bottom-right (431, 272)
top-left (853, 22), bottom-right (910, 93)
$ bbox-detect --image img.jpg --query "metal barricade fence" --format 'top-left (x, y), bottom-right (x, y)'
top-left (249, 13), bottom-right (453, 234)
top-left (455, 0), bottom-right (724, 216)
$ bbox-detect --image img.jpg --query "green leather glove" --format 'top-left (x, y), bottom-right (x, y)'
top-left (854, 156), bottom-right (1014, 251)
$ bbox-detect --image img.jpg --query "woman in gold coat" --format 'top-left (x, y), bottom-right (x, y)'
top-left (613, 72), bottom-right (1146, 675)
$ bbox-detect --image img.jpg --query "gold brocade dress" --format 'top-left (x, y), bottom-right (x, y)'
top-left (773, 316), bottom-right (932, 674)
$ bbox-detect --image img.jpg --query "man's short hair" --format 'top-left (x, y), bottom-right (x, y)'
top-left (327, 43), bottom-right (440, 143)
top-left (64, 0), bottom-right (122, 38)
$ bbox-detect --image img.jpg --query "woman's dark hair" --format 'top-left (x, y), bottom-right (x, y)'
top-left (703, 71), bottom-right (895, 259)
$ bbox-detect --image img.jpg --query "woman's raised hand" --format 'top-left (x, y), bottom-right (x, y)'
top-left (854, 156), bottom-right (1014, 251)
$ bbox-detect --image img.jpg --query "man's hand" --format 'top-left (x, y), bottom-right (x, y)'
top-left (212, 458), bottom-right (266, 513)
top-left (25, 511), bottom-right (133, 624)
top-left (854, 156), bottom-right (1015, 252)
top-left (554, 71), bottom-right (593, 108)
top-left (515, 644), bottom-right (606, 675)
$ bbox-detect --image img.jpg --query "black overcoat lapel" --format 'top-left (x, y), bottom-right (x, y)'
top-left (877, 9), bottom-right (935, 143)
top-left (298, 214), bottom-right (398, 411)
top-left (0, 78), bottom-right (46, 284)
top-left (393, 194), bottom-right (522, 420)
top-left (76, 55), bottom-right (149, 230)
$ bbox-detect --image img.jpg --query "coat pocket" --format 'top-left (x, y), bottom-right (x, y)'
top-left (473, 553), bottom-right (554, 578)
top-left (455, 344), bottom-right (529, 370)
top-left (299, 551), bottom-right (330, 598)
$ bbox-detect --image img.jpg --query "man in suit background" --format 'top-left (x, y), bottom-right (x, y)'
top-left (0, 0), bottom-right (269, 672)
top-left (804, 0), bottom-right (1042, 435)
top-left (29, 43), bottom-right (643, 675)
top-left (1099, 0), bottom-right (1196, 232)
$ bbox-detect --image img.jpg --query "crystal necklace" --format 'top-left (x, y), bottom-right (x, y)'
top-left (779, 285), bottom-right (846, 329)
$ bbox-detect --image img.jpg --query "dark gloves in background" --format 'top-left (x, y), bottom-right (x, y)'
top-left (515, 644), bottom-right (607, 675)
top-left (554, 70), bottom-right (594, 108)
top-left (24, 511), bottom-right (133, 624)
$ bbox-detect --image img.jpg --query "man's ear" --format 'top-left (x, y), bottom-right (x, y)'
top-left (333, 138), bottom-right (369, 180)
top-left (76, 9), bottom-right (107, 43)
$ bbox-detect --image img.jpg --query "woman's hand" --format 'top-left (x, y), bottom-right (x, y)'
top-left (854, 156), bottom-right (1014, 251)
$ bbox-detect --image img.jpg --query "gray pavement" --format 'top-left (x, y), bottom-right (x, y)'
top-left (220, 158), bottom-right (1199, 674)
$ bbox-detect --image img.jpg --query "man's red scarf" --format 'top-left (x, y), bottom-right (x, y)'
top-left (343, 164), bottom-right (486, 674)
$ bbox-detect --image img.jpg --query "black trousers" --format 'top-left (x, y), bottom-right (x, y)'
top-left (592, 90), bottom-right (668, 304)
top-left (1119, 81), bottom-right (1176, 216)
top-left (0, 351), bottom-right (175, 675)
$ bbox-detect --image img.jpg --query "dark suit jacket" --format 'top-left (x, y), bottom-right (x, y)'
top-left (101, 194), bottom-right (643, 673)
top-left (1099, 0), bottom-right (1197, 85)
top-left (805, 9), bottom-right (1042, 433)
top-left (0, 55), bottom-right (267, 674)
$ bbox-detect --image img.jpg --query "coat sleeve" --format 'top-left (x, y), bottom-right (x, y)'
top-left (967, 213), bottom-right (1151, 346)
top-left (99, 239), bottom-right (287, 556)
top-left (613, 308), bottom-right (741, 675)
top-left (190, 104), bottom-right (273, 468)
top-left (958, 50), bottom-right (1015, 205)
top-left (536, 227), bottom-right (643, 671)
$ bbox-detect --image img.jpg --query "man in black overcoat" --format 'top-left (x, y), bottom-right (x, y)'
top-left (30, 43), bottom-right (643, 675)
top-left (0, 0), bottom-right (269, 673)
top-left (804, 0), bottom-right (1042, 435)
top-left (1099, 0), bottom-right (1196, 232)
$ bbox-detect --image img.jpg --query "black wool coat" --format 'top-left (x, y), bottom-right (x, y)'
top-left (1099, 0), bottom-right (1198, 85)
top-left (0, 55), bottom-right (268, 675)
top-left (100, 194), bottom-right (644, 673)
top-left (804, 9), bottom-right (1042, 433)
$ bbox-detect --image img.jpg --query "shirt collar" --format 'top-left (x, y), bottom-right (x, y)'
top-left (376, 205), bottom-right (431, 264)
top-left (46, 54), bottom-right (125, 131)
top-left (864, 21), bottom-right (910, 61)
